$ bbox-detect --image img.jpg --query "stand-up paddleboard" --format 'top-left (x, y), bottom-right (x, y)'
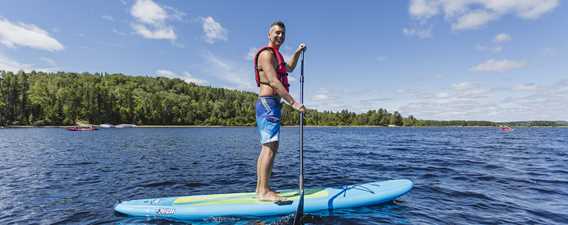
top-left (114, 179), bottom-right (412, 220)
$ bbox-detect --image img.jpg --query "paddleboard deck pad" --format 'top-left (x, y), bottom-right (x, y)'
top-left (114, 179), bottom-right (413, 220)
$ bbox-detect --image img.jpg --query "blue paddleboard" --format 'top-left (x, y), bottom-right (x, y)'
top-left (114, 179), bottom-right (413, 220)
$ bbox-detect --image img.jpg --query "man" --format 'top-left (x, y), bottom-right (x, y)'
top-left (254, 21), bottom-right (306, 201)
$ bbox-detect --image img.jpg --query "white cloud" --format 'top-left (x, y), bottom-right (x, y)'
top-left (476, 33), bottom-right (510, 53)
top-left (164, 6), bottom-right (187, 22)
top-left (307, 88), bottom-right (346, 111)
top-left (130, 0), bottom-right (177, 40)
top-left (180, 72), bottom-right (208, 86)
top-left (476, 44), bottom-right (503, 53)
top-left (132, 23), bottom-right (175, 40)
top-left (131, 0), bottom-right (167, 25)
top-left (395, 82), bottom-right (494, 117)
top-left (452, 82), bottom-right (474, 91)
top-left (0, 53), bottom-right (59, 72)
top-left (452, 10), bottom-right (497, 30)
top-left (402, 26), bottom-right (432, 39)
top-left (201, 16), bottom-right (228, 44)
top-left (313, 94), bottom-right (329, 101)
top-left (0, 53), bottom-right (32, 71)
top-left (452, 82), bottom-right (490, 98)
top-left (505, 0), bottom-right (559, 19)
top-left (296, 88), bottom-right (401, 113)
top-left (204, 52), bottom-right (254, 90)
top-left (156, 69), bottom-right (208, 85)
top-left (440, 1), bottom-right (468, 17)
top-left (305, 80), bottom-right (567, 121)
top-left (512, 83), bottom-right (538, 91)
top-left (471, 59), bottom-right (527, 72)
top-left (311, 89), bottom-right (330, 101)
top-left (435, 92), bottom-right (449, 98)
top-left (409, 0), bottom-right (439, 19)
top-left (394, 79), bottom-right (568, 121)
top-left (394, 85), bottom-right (484, 120)
top-left (500, 80), bottom-right (568, 120)
top-left (0, 17), bottom-right (63, 51)
top-left (494, 33), bottom-right (511, 43)
top-left (408, 0), bottom-right (559, 31)
top-left (246, 47), bottom-right (258, 61)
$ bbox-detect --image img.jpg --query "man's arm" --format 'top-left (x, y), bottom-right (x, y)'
top-left (259, 50), bottom-right (305, 112)
top-left (286, 43), bottom-right (306, 72)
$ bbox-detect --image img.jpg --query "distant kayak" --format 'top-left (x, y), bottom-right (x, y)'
top-left (499, 126), bottom-right (513, 132)
top-left (66, 126), bottom-right (97, 131)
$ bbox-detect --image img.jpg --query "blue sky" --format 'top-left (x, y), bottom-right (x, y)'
top-left (0, 0), bottom-right (566, 121)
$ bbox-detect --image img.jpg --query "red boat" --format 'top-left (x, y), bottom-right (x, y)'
top-left (499, 126), bottom-right (513, 132)
top-left (66, 126), bottom-right (97, 131)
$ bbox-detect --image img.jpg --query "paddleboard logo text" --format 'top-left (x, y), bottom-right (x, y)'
top-left (156, 208), bottom-right (175, 215)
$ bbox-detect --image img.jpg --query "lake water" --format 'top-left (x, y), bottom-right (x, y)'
top-left (1, 127), bottom-right (567, 224)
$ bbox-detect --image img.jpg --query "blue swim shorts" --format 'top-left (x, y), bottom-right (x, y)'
top-left (256, 96), bottom-right (282, 144)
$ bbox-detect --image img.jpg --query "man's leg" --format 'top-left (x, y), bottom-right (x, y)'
top-left (256, 141), bottom-right (285, 201)
top-left (268, 141), bottom-right (278, 178)
top-left (256, 142), bottom-right (276, 192)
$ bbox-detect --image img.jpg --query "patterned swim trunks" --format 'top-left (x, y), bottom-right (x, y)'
top-left (256, 96), bottom-right (282, 144)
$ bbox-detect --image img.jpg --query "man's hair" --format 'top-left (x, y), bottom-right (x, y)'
top-left (270, 21), bottom-right (286, 30)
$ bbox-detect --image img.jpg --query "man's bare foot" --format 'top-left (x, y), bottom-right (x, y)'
top-left (257, 191), bottom-right (287, 202)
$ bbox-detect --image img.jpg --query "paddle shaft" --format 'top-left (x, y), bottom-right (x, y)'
top-left (293, 50), bottom-right (305, 225)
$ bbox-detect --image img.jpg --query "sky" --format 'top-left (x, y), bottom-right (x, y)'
top-left (0, 0), bottom-right (567, 122)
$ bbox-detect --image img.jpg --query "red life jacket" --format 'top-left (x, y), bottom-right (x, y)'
top-left (254, 46), bottom-right (290, 92)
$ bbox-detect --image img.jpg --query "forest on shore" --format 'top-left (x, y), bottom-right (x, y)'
top-left (1, 71), bottom-right (565, 127)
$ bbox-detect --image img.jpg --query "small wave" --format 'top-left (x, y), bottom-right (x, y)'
top-left (476, 175), bottom-right (497, 182)
top-left (527, 186), bottom-right (568, 196)
top-left (55, 161), bottom-right (98, 166)
top-left (387, 147), bottom-right (411, 151)
top-left (531, 178), bottom-right (568, 186)
top-left (50, 211), bottom-right (98, 225)
top-left (141, 181), bottom-right (178, 188)
top-left (430, 185), bottom-right (496, 202)
top-left (139, 180), bottom-right (203, 189)
top-left (548, 169), bottom-right (568, 175)
top-left (483, 164), bottom-right (501, 169)
top-left (181, 182), bottom-right (203, 188)
top-left (526, 208), bottom-right (568, 224)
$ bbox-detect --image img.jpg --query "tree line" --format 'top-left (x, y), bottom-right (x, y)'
top-left (1, 71), bottom-right (563, 127)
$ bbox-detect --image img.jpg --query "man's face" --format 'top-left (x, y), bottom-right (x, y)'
top-left (269, 25), bottom-right (285, 46)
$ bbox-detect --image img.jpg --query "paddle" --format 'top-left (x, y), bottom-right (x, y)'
top-left (293, 49), bottom-right (305, 225)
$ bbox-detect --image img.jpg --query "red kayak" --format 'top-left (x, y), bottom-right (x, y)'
top-left (66, 126), bottom-right (97, 131)
top-left (499, 126), bottom-right (513, 132)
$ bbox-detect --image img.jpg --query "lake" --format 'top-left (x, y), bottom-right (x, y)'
top-left (1, 127), bottom-right (567, 224)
